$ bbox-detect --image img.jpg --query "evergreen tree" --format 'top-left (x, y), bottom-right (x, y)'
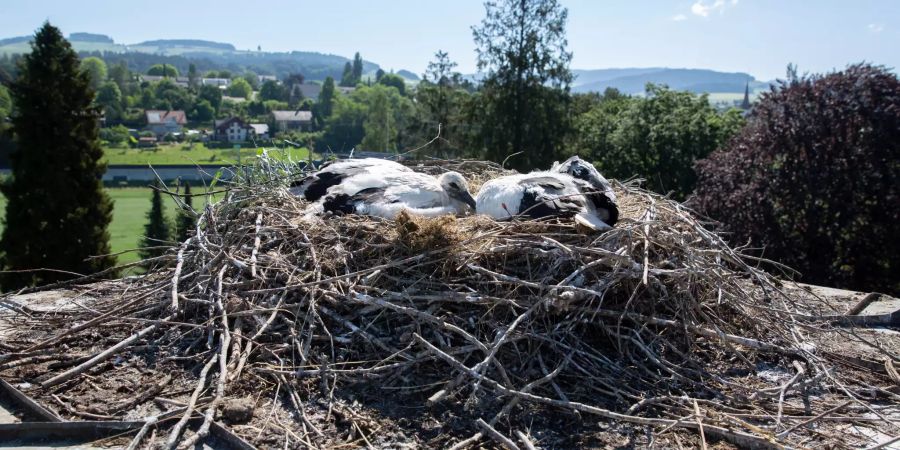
top-left (352, 52), bottom-right (364, 83)
top-left (375, 68), bottom-right (385, 82)
top-left (187, 63), bottom-right (198, 89)
top-left (175, 183), bottom-right (196, 242)
top-left (317, 76), bottom-right (336, 119)
top-left (472, 0), bottom-right (573, 171)
top-left (0, 23), bottom-right (116, 290)
top-left (340, 61), bottom-right (354, 87)
top-left (138, 182), bottom-right (172, 264)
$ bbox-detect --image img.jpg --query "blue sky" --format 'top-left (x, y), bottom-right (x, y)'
top-left (1, 0), bottom-right (897, 80)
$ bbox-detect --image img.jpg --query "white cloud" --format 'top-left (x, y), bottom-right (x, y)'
top-left (672, 14), bottom-right (687, 21)
top-left (868, 23), bottom-right (884, 33)
top-left (690, 0), bottom-right (733, 18)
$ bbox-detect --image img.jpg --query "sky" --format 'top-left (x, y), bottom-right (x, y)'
top-left (0, 0), bottom-right (897, 81)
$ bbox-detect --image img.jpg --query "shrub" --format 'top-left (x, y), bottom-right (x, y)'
top-left (693, 64), bottom-right (900, 294)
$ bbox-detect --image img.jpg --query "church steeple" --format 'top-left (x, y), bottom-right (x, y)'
top-left (740, 81), bottom-right (751, 110)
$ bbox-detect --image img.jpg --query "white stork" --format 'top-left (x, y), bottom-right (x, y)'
top-left (475, 159), bottom-right (619, 230)
top-left (292, 159), bottom-right (476, 219)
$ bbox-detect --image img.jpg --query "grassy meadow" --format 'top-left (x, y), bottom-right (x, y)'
top-left (103, 142), bottom-right (314, 165)
top-left (0, 186), bottom-right (222, 267)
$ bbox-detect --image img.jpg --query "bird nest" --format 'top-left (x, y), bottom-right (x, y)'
top-left (1, 160), bottom-right (898, 449)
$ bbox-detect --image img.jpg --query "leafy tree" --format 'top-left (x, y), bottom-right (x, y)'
top-left (227, 77), bottom-right (253, 99)
top-left (198, 84), bottom-right (222, 111)
top-left (153, 79), bottom-right (191, 110)
top-left (259, 80), bottom-right (287, 102)
top-left (189, 98), bottom-right (215, 122)
top-left (79, 56), bottom-right (107, 90)
top-left (175, 183), bottom-right (196, 242)
top-left (321, 95), bottom-right (367, 152)
top-left (340, 61), bottom-right (354, 87)
top-left (108, 61), bottom-right (131, 94)
top-left (138, 181), bottom-right (172, 265)
top-left (0, 85), bottom-right (11, 119)
top-left (361, 87), bottom-right (395, 151)
top-left (352, 52), bottom-right (364, 83)
top-left (567, 84), bottom-right (743, 200)
top-left (147, 64), bottom-right (179, 77)
top-left (471, 0), bottom-right (573, 171)
top-left (378, 73), bottom-right (406, 95)
top-left (242, 70), bottom-right (260, 90)
top-left (99, 124), bottom-right (131, 146)
top-left (0, 23), bottom-right (116, 289)
top-left (95, 81), bottom-right (122, 120)
top-left (694, 64), bottom-right (900, 294)
top-left (375, 68), bottom-right (385, 82)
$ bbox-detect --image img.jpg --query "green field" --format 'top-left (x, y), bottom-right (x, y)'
top-left (103, 142), bottom-right (314, 165)
top-left (0, 187), bottom-right (222, 268)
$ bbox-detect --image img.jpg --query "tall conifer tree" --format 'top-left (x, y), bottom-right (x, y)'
top-left (0, 23), bottom-right (115, 289)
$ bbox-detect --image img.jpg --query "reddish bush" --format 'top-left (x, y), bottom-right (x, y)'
top-left (694, 64), bottom-right (899, 294)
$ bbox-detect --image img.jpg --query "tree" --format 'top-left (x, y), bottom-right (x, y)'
top-left (471, 0), bottom-right (573, 171)
top-left (0, 23), bottom-right (116, 289)
top-left (199, 84), bottom-right (222, 112)
top-left (415, 50), bottom-right (468, 158)
top-left (375, 68), bottom-right (385, 82)
top-left (95, 81), bottom-right (122, 120)
top-left (259, 80), bottom-right (287, 102)
top-left (175, 183), bottom-right (196, 242)
top-left (694, 64), bottom-right (900, 294)
top-left (189, 98), bottom-right (215, 122)
top-left (108, 61), bottom-right (131, 94)
top-left (242, 70), bottom-right (260, 90)
top-left (378, 73), bottom-right (406, 96)
top-left (566, 84), bottom-right (743, 200)
top-left (147, 64), bottom-right (178, 77)
top-left (139, 182), bottom-right (172, 265)
top-left (352, 52), bottom-right (364, 83)
top-left (0, 85), bottom-right (10, 119)
top-left (79, 56), bottom-right (107, 90)
top-left (227, 77), bottom-right (253, 99)
top-left (361, 87), bottom-right (395, 151)
top-left (340, 61), bottom-right (354, 87)
top-left (187, 63), bottom-right (198, 89)
top-left (316, 76), bottom-right (337, 119)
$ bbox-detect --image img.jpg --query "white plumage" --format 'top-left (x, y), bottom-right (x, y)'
top-left (475, 157), bottom-right (618, 230)
top-left (291, 159), bottom-right (476, 219)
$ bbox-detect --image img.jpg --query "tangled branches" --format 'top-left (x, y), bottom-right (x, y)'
top-left (1, 161), bottom-right (898, 449)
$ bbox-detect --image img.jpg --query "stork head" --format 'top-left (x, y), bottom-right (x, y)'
top-left (439, 172), bottom-right (477, 214)
top-left (554, 156), bottom-right (616, 202)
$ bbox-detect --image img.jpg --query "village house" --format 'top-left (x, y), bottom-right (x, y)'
top-left (144, 110), bottom-right (187, 138)
top-left (271, 110), bottom-right (313, 132)
top-left (213, 117), bottom-right (269, 143)
top-left (139, 75), bottom-right (189, 88)
top-left (201, 78), bottom-right (231, 88)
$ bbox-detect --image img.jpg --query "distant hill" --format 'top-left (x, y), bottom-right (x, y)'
top-left (572, 68), bottom-right (767, 94)
top-left (132, 39), bottom-right (235, 51)
top-left (0, 32), bottom-right (381, 82)
top-left (69, 33), bottom-right (114, 43)
top-left (396, 69), bottom-right (420, 81)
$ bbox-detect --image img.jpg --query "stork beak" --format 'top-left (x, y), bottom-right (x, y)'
top-left (458, 191), bottom-right (477, 211)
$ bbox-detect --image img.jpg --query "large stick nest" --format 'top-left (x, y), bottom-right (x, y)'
top-left (2, 160), bottom-right (898, 449)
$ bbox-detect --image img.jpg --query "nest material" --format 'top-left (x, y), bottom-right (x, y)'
top-left (1, 160), bottom-right (898, 449)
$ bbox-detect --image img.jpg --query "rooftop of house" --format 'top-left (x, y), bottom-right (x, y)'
top-left (145, 110), bottom-right (187, 125)
top-left (272, 110), bottom-right (313, 122)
